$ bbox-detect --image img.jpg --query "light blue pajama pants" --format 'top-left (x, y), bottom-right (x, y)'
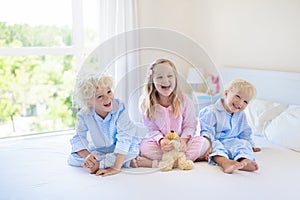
top-left (208, 138), bottom-right (255, 165)
top-left (68, 148), bottom-right (139, 169)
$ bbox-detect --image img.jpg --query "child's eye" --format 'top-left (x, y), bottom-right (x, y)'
top-left (156, 76), bottom-right (163, 79)
top-left (244, 100), bottom-right (248, 104)
top-left (97, 95), bottom-right (103, 99)
top-left (236, 95), bottom-right (241, 99)
top-left (168, 75), bottom-right (173, 78)
top-left (107, 90), bottom-right (111, 94)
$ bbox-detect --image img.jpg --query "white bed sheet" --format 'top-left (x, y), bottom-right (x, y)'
top-left (1, 133), bottom-right (299, 200)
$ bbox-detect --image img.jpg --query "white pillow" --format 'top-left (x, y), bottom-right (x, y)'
top-left (264, 105), bottom-right (300, 152)
top-left (245, 99), bottom-right (288, 135)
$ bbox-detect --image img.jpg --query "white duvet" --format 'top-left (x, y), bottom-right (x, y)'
top-left (0, 133), bottom-right (299, 200)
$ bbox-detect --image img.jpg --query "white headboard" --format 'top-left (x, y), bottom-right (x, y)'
top-left (220, 67), bottom-right (300, 105)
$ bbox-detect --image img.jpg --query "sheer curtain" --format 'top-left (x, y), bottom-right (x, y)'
top-left (98, 0), bottom-right (141, 122)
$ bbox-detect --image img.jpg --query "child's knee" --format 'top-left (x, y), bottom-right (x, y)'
top-left (140, 140), bottom-right (160, 155)
top-left (201, 137), bottom-right (211, 152)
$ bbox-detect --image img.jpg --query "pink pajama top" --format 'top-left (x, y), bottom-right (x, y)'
top-left (142, 95), bottom-right (198, 142)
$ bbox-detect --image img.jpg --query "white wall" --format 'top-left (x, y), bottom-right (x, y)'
top-left (136, 0), bottom-right (217, 95)
top-left (137, 0), bottom-right (300, 73)
top-left (136, 0), bottom-right (195, 76)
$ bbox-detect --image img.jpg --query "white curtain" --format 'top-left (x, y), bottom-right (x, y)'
top-left (98, 0), bottom-right (141, 122)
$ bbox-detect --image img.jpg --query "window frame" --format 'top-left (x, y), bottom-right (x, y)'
top-left (0, 0), bottom-right (88, 137)
top-left (0, 0), bottom-right (85, 71)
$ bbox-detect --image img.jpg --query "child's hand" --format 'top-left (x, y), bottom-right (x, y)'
top-left (179, 138), bottom-right (188, 152)
top-left (89, 162), bottom-right (100, 174)
top-left (252, 147), bottom-right (261, 152)
top-left (95, 167), bottom-right (120, 177)
top-left (160, 138), bottom-right (174, 152)
top-left (83, 153), bottom-right (99, 169)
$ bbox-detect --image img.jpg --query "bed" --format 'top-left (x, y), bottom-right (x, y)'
top-left (1, 67), bottom-right (300, 200)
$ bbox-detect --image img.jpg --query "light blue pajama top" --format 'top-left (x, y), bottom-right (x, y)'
top-left (199, 99), bottom-right (256, 163)
top-left (70, 99), bottom-right (143, 156)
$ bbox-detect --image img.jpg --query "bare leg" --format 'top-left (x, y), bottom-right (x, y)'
top-left (136, 156), bottom-right (153, 168)
top-left (213, 155), bottom-right (247, 174)
top-left (238, 158), bottom-right (259, 172)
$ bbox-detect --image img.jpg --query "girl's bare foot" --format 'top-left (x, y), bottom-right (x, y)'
top-left (130, 158), bottom-right (138, 168)
top-left (204, 146), bottom-right (212, 161)
top-left (136, 156), bottom-right (153, 168)
top-left (239, 159), bottom-right (259, 172)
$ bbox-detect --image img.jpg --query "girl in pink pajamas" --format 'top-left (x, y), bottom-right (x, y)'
top-left (136, 59), bottom-right (211, 168)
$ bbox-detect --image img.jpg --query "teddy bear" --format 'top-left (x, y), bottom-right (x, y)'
top-left (158, 130), bottom-right (194, 171)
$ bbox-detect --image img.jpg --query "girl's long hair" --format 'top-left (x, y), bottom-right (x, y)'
top-left (139, 59), bottom-right (183, 120)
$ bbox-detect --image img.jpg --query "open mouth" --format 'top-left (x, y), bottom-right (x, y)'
top-left (233, 103), bottom-right (241, 110)
top-left (161, 85), bottom-right (171, 90)
top-left (104, 102), bottom-right (112, 107)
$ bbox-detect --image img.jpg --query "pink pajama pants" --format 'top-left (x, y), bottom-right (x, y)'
top-left (140, 136), bottom-right (210, 167)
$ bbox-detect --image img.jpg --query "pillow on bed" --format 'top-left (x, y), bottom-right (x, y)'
top-left (245, 99), bottom-right (288, 135)
top-left (264, 105), bottom-right (300, 152)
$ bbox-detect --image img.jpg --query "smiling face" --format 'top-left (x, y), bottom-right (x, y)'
top-left (223, 88), bottom-right (252, 114)
top-left (91, 87), bottom-right (114, 118)
top-left (152, 62), bottom-right (176, 100)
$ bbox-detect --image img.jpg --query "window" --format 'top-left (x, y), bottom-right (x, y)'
top-left (0, 0), bottom-right (101, 138)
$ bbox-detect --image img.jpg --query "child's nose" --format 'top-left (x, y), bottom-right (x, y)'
top-left (103, 95), bottom-right (110, 100)
top-left (162, 76), bottom-right (169, 82)
top-left (237, 99), bottom-right (246, 106)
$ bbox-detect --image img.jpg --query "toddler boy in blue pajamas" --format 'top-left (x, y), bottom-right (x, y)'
top-left (199, 79), bottom-right (261, 174)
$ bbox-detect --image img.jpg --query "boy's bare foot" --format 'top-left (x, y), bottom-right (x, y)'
top-left (222, 160), bottom-right (247, 174)
top-left (136, 156), bottom-right (153, 168)
top-left (213, 156), bottom-right (247, 174)
top-left (239, 158), bottom-right (259, 172)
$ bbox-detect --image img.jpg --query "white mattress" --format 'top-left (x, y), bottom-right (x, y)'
top-left (0, 133), bottom-right (299, 200)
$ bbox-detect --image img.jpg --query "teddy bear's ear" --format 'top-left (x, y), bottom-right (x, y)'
top-left (166, 130), bottom-right (177, 140)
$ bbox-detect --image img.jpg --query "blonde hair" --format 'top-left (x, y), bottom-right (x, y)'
top-left (225, 79), bottom-right (256, 100)
top-left (140, 58), bottom-right (183, 120)
top-left (74, 74), bottom-right (113, 112)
